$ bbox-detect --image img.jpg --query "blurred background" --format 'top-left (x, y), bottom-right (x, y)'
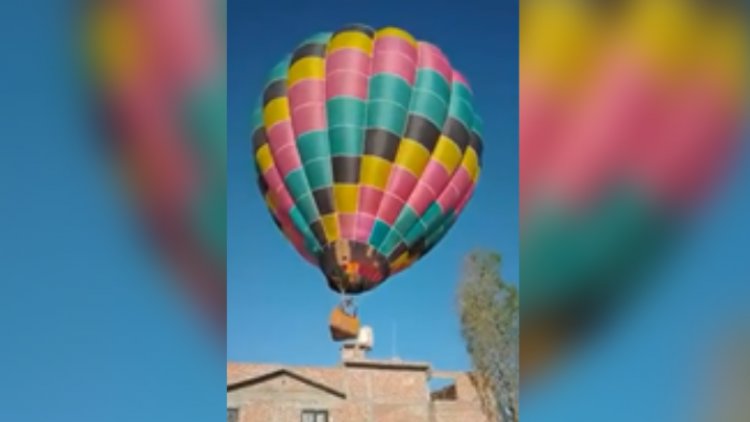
top-left (520, 0), bottom-right (749, 420)
top-left (1, 0), bottom-right (225, 420)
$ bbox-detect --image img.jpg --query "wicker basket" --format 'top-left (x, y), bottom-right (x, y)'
top-left (329, 306), bottom-right (360, 341)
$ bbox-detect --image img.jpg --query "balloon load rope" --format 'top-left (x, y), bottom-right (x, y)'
top-left (338, 287), bottom-right (357, 318)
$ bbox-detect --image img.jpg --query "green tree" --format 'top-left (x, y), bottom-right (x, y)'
top-left (458, 251), bottom-right (519, 422)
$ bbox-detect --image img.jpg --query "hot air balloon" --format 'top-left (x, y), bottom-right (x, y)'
top-left (250, 24), bottom-right (483, 340)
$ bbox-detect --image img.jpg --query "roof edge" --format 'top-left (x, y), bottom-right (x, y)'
top-left (342, 359), bottom-right (431, 371)
top-left (227, 368), bottom-right (346, 400)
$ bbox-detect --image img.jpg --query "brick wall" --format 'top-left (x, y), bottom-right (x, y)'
top-left (430, 371), bottom-right (495, 422)
top-left (344, 363), bottom-right (431, 422)
top-left (227, 362), bottom-right (492, 422)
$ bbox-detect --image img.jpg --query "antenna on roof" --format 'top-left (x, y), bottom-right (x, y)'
top-left (391, 320), bottom-right (400, 361)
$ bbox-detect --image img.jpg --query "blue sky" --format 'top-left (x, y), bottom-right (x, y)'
top-left (227, 0), bottom-right (519, 369)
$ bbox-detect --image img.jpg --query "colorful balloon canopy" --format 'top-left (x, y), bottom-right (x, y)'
top-left (85, 0), bottom-right (227, 331)
top-left (519, 0), bottom-right (747, 374)
top-left (251, 24), bottom-right (483, 294)
top-left (520, 0), bottom-right (746, 311)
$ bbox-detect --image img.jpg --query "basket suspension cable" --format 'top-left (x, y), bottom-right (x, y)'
top-left (333, 269), bottom-right (358, 318)
top-left (337, 283), bottom-right (348, 312)
top-left (336, 284), bottom-right (357, 317)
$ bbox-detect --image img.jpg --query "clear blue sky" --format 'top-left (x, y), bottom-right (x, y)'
top-left (227, 0), bottom-right (519, 369)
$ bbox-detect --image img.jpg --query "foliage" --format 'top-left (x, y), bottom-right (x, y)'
top-left (458, 251), bottom-right (519, 422)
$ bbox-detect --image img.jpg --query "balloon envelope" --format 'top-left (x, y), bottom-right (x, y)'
top-left (251, 24), bottom-right (483, 294)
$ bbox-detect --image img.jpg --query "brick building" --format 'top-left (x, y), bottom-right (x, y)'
top-left (227, 345), bottom-right (493, 422)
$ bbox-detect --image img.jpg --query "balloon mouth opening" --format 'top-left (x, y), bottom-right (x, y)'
top-left (318, 240), bottom-right (390, 294)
